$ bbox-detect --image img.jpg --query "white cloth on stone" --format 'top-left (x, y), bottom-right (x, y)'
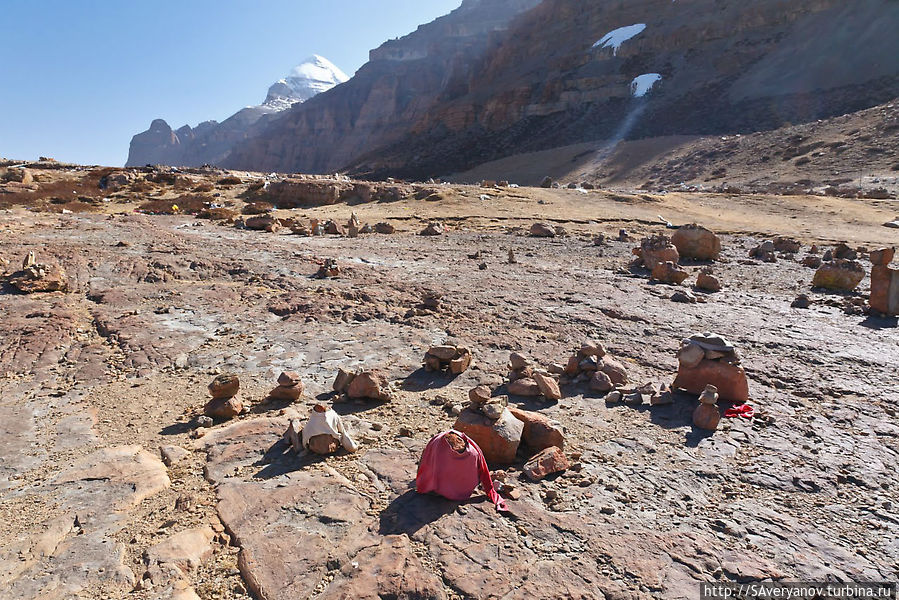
top-left (301, 409), bottom-right (358, 453)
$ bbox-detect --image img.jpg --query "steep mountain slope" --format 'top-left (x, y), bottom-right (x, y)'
top-left (343, 0), bottom-right (899, 180)
top-left (126, 56), bottom-right (348, 167)
top-left (223, 0), bottom-right (542, 174)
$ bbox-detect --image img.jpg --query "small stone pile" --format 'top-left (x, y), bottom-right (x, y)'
top-left (268, 371), bottom-right (304, 402)
top-left (506, 352), bottom-right (561, 400)
top-left (692, 385), bottom-right (721, 431)
top-left (423, 345), bottom-right (472, 375)
top-left (204, 374), bottom-right (243, 420)
top-left (420, 222), bottom-right (445, 236)
top-left (315, 259), bottom-right (340, 279)
top-left (453, 400), bottom-right (522, 464)
top-left (633, 234), bottom-right (679, 270)
top-left (558, 342), bottom-right (628, 393)
top-left (333, 368), bottom-right (393, 402)
top-left (673, 333), bottom-right (749, 403)
top-left (7, 252), bottom-right (69, 294)
top-left (749, 240), bottom-right (777, 262)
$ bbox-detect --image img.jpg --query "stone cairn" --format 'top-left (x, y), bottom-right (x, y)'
top-left (673, 333), bottom-right (749, 403)
top-left (333, 368), bottom-right (393, 402)
top-left (692, 384), bottom-right (721, 431)
top-left (870, 248), bottom-right (898, 316)
top-left (7, 251), bottom-right (69, 294)
top-left (423, 345), bottom-right (472, 375)
top-left (204, 374), bottom-right (243, 420)
top-left (268, 371), bottom-right (304, 402)
top-left (507, 352), bottom-right (561, 400)
top-left (315, 258), bottom-right (340, 279)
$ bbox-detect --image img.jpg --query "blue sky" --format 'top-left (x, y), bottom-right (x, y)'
top-left (0, 0), bottom-right (460, 166)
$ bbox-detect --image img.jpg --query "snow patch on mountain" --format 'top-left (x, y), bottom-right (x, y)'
top-left (631, 73), bottom-right (662, 97)
top-left (593, 24), bottom-right (646, 56)
top-left (263, 55), bottom-right (349, 110)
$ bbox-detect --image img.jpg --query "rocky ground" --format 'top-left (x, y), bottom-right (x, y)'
top-left (0, 166), bottom-right (897, 600)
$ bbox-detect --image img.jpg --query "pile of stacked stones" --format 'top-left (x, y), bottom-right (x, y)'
top-left (673, 333), bottom-right (749, 403)
top-left (693, 385), bottom-right (721, 431)
top-left (315, 258), bottom-right (340, 279)
top-left (813, 243), bottom-right (866, 292)
top-left (268, 371), bottom-right (304, 402)
top-left (204, 374), bottom-right (243, 420)
top-left (559, 342), bottom-right (627, 392)
top-left (870, 247), bottom-right (898, 316)
top-left (506, 352), bottom-right (561, 400)
top-left (7, 252), bottom-right (68, 294)
top-left (634, 226), bottom-right (724, 290)
top-left (423, 345), bottom-right (472, 375)
top-left (333, 368), bottom-right (393, 402)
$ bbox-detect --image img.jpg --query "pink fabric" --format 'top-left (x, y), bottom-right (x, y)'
top-left (416, 430), bottom-right (507, 511)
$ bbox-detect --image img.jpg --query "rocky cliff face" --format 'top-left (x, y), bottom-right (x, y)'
top-left (223, 0), bottom-right (542, 174)
top-left (126, 56), bottom-right (348, 167)
top-left (223, 0), bottom-right (899, 180)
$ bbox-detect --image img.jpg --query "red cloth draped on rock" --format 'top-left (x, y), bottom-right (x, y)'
top-left (416, 430), bottom-right (507, 511)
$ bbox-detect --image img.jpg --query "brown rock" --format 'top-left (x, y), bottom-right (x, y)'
top-left (870, 264), bottom-right (899, 316)
top-left (773, 237), bottom-right (801, 254)
top-left (508, 377), bottom-right (541, 396)
top-left (870, 247), bottom-right (895, 266)
top-left (374, 222), bottom-right (395, 234)
top-left (268, 385), bottom-right (303, 402)
top-left (8, 262), bottom-right (69, 293)
top-left (144, 526), bottom-right (215, 582)
top-left (452, 408), bottom-right (522, 464)
top-left (671, 224), bottom-right (721, 260)
top-left (677, 342), bottom-right (705, 369)
top-left (420, 222), bottom-right (444, 236)
top-left (347, 370), bottom-right (391, 401)
top-left (563, 354), bottom-right (580, 376)
top-left (674, 359), bottom-right (749, 403)
top-left (802, 255), bottom-right (823, 269)
top-left (651, 261), bottom-right (689, 285)
top-left (333, 368), bottom-right (356, 392)
top-left (530, 222), bottom-right (556, 237)
top-left (509, 352), bottom-right (530, 370)
top-left (203, 395), bottom-right (244, 420)
top-left (468, 385), bottom-right (492, 405)
top-left (508, 407), bottom-right (565, 451)
top-left (449, 350), bottom-right (472, 375)
top-left (245, 215), bottom-right (281, 232)
top-left (523, 446), bottom-right (570, 481)
top-left (427, 345), bottom-right (458, 361)
top-left (812, 260), bottom-right (865, 291)
top-left (579, 342), bottom-right (606, 357)
top-left (598, 357), bottom-right (628, 386)
top-left (589, 371), bottom-right (613, 392)
top-left (532, 372), bottom-right (561, 400)
top-left (693, 403), bottom-right (721, 431)
top-left (307, 434), bottom-right (340, 455)
top-left (208, 374), bottom-right (240, 399)
top-left (695, 272), bottom-right (721, 292)
top-left (278, 371), bottom-right (302, 387)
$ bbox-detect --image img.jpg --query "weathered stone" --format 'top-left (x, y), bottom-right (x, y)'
top-left (208, 374), bottom-right (240, 399)
top-left (420, 222), bottom-right (444, 236)
top-left (268, 384), bottom-right (303, 402)
top-left (144, 526), bottom-right (215, 584)
top-left (160, 445), bottom-right (190, 468)
top-left (347, 370), bottom-right (391, 401)
top-left (374, 222), bottom-right (395, 234)
top-left (650, 384), bottom-right (674, 406)
top-left (598, 357), bottom-right (628, 386)
top-left (870, 248), bottom-right (894, 266)
top-left (277, 371), bottom-right (302, 387)
top-left (509, 407), bottom-right (565, 451)
top-left (468, 385), bottom-right (492, 405)
top-left (870, 264), bottom-right (899, 316)
top-left (530, 222), bottom-right (556, 238)
top-left (589, 371), bottom-right (613, 393)
top-left (509, 352), bottom-right (530, 370)
top-left (749, 240), bottom-right (777, 262)
top-left (508, 377), bottom-right (541, 396)
top-left (833, 243), bottom-right (858, 260)
top-left (453, 408), bottom-right (522, 464)
top-left (773, 237), bottom-right (801, 254)
top-left (674, 359), bottom-right (749, 403)
top-left (812, 260), bottom-right (865, 291)
top-left (523, 446), bottom-right (570, 481)
top-left (792, 294), bottom-right (812, 309)
top-left (428, 345), bottom-right (458, 361)
top-left (449, 350), bottom-right (472, 375)
top-left (579, 342), bottom-right (606, 357)
top-left (677, 342), bottom-right (705, 369)
top-left (693, 403), bottom-right (721, 431)
top-left (671, 224), bottom-right (721, 260)
top-left (802, 255), bottom-right (823, 269)
top-left (8, 262), bottom-right (69, 293)
top-left (245, 215), bottom-right (281, 232)
top-left (651, 261), bottom-right (689, 285)
top-left (671, 290), bottom-right (697, 303)
top-left (696, 272), bottom-right (721, 292)
top-left (532, 372), bottom-right (561, 400)
top-left (333, 368), bottom-right (356, 392)
top-left (203, 395), bottom-right (244, 420)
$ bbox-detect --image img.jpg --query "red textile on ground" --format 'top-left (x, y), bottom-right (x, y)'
top-left (416, 430), bottom-right (507, 511)
top-left (724, 404), bottom-right (755, 418)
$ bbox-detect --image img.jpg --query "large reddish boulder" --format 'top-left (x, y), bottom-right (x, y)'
top-left (671, 224), bottom-right (721, 261)
top-left (674, 360), bottom-right (749, 403)
top-left (812, 260), bottom-right (865, 291)
top-left (452, 408), bottom-right (522, 464)
top-left (508, 407), bottom-right (565, 451)
top-left (522, 446), bottom-right (570, 481)
top-left (347, 370), bottom-right (392, 401)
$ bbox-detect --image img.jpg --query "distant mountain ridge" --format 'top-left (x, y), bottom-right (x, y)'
top-left (125, 55), bottom-right (348, 167)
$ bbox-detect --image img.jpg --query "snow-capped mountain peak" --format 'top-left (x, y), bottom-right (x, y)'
top-left (263, 55), bottom-right (350, 110)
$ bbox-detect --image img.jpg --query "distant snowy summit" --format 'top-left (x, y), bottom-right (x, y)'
top-left (262, 55), bottom-right (350, 111)
top-left (127, 55), bottom-right (348, 167)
